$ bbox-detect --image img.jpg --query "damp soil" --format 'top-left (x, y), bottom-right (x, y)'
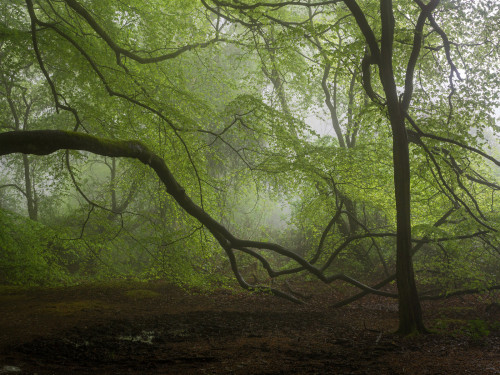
top-left (0, 280), bottom-right (498, 374)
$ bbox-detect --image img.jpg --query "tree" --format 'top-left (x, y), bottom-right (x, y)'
top-left (0, 0), bottom-right (499, 335)
top-left (198, 0), bottom-right (500, 334)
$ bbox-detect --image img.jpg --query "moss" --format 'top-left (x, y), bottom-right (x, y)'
top-left (0, 285), bottom-right (29, 295)
top-left (465, 319), bottom-right (491, 339)
top-left (438, 306), bottom-right (475, 314)
top-left (0, 294), bottom-right (28, 302)
top-left (433, 318), bottom-right (466, 330)
top-left (58, 130), bottom-right (148, 159)
top-left (124, 289), bottom-right (161, 299)
top-left (399, 329), bottom-right (420, 338)
top-left (42, 300), bottom-right (107, 315)
top-left (432, 318), bottom-right (495, 339)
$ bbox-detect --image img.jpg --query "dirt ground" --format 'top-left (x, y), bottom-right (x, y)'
top-left (0, 280), bottom-right (498, 375)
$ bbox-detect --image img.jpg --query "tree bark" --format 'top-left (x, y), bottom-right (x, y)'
top-left (22, 154), bottom-right (38, 221)
top-left (378, 0), bottom-right (426, 334)
top-left (390, 112), bottom-right (426, 334)
top-left (344, 0), bottom-right (427, 334)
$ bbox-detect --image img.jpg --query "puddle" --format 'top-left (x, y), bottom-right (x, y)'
top-left (62, 338), bottom-right (90, 348)
top-left (118, 330), bottom-right (156, 344)
top-left (0, 366), bottom-right (21, 373)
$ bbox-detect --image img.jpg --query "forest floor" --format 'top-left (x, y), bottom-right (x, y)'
top-left (0, 280), bottom-right (498, 375)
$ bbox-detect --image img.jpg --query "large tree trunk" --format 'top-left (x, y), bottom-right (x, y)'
top-left (343, 0), bottom-right (428, 333)
top-left (391, 116), bottom-right (426, 334)
top-left (378, 0), bottom-right (426, 334)
top-left (382, 71), bottom-right (425, 333)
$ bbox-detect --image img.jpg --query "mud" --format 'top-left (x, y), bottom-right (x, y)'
top-left (0, 281), bottom-right (498, 374)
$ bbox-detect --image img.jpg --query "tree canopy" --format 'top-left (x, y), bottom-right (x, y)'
top-left (1, 0), bottom-right (499, 335)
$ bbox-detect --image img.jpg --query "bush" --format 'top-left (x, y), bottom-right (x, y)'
top-left (0, 209), bottom-right (70, 286)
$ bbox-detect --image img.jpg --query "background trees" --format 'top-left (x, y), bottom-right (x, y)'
top-left (0, 0), bottom-right (499, 334)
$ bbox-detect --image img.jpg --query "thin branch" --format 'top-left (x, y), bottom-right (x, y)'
top-left (310, 202), bottom-right (344, 264)
top-left (62, 0), bottom-right (223, 65)
top-left (28, 8), bottom-right (207, 208)
top-left (225, 246), bottom-right (305, 304)
top-left (209, 0), bottom-right (342, 10)
top-left (406, 114), bottom-right (500, 167)
top-left (26, 0), bottom-right (83, 131)
top-left (343, 0), bottom-right (380, 62)
top-left (0, 184), bottom-right (27, 198)
top-left (421, 285), bottom-right (500, 300)
top-left (331, 207), bottom-right (456, 307)
top-left (401, 0), bottom-right (440, 112)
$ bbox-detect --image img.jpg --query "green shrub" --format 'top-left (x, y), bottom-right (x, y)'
top-left (0, 209), bottom-right (70, 286)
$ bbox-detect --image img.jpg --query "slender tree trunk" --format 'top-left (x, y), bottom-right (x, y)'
top-left (110, 157), bottom-right (117, 211)
top-left (3, 74), bottom-right (37, 221)
top-left (22, 154), bottom-right (37, 221)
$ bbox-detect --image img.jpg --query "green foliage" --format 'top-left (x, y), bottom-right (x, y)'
top-left (465, 319), bottom-right (491, 340)
top-left (0, 0), bottom-right (498, 302)
top-left (433, 317), bottom-right (498, 341)
top-left (0, 209), bottom-right (70, 285)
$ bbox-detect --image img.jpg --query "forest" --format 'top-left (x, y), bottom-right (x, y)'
top-left (0, 0), bottom-right (499, 374)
